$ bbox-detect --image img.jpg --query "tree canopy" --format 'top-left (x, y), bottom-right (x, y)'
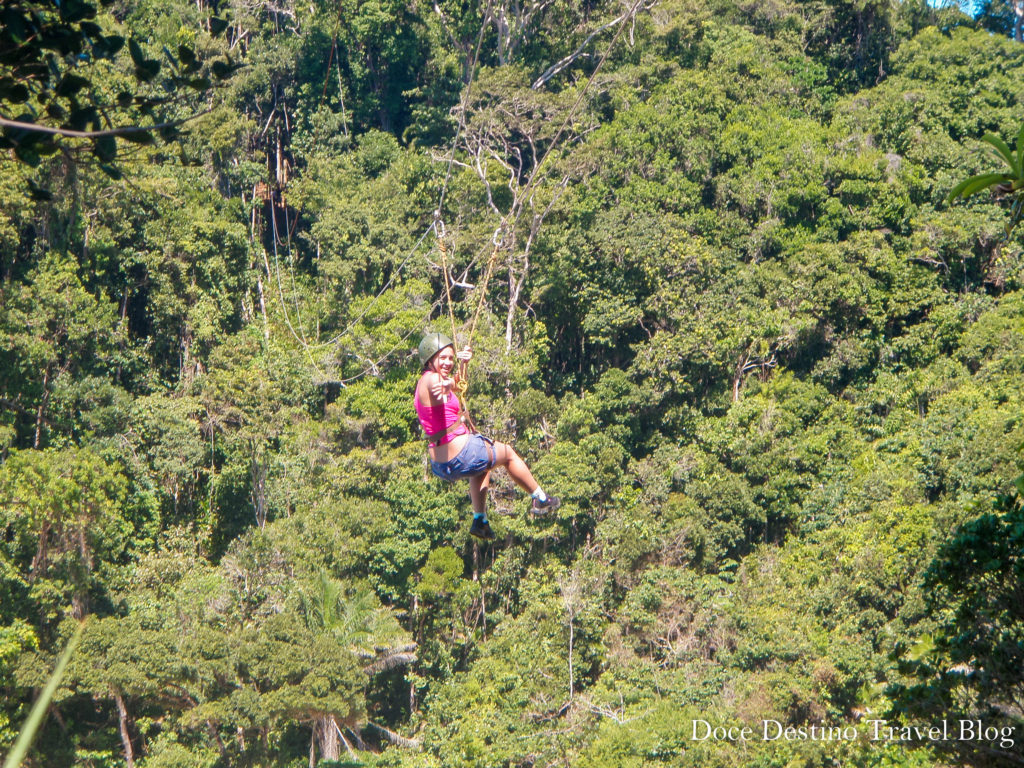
top-left (1, 0), bottom-right (1023, 766)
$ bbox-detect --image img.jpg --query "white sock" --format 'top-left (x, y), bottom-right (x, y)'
top-left (531, 487), bottom-right (548, 502)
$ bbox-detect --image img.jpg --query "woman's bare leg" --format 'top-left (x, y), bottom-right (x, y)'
top-left (468, 473), bottom-right (487, 516)
top-left (492, 442), bottom-right (539, 493)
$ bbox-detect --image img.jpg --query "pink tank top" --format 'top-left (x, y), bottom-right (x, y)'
top-left (414, 373), bottom-right (467, 447)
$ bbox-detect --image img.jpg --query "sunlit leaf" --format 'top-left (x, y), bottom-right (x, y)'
top-left (980, 133), bottom-right (1015, 171)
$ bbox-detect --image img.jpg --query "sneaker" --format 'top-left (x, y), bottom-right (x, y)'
top-left (469, 518), bottom-right (495, 541)
top-left (530, 495), bottom-right (561, 516)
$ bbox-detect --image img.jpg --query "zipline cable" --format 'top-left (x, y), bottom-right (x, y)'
top-left (510, 0), bottom-right (646, 230)
top-left (314, 5), bottom-right (492, 357)
top-left (269, 1), bottom-right (645, 386)
top-left (335, 295), bottom-right (447, 386)
top-left (253, 2), bottom-right (491, 384)
top-left (434, 214), bottom-right (507, 430)
top-left (431, 0), bottom-right (646, 391)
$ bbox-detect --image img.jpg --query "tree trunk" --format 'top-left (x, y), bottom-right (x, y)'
top-left (506, 259), bottom-right (528, 352)
top-left (113, 691), bottom-right (135, 768)
top-left (368, 721), bottom-right (422, 750)
top-left (334, 48), bottom-right (349, 135)
top-left (568, 619), bottom-right (575, 700)
top-left (70, 589), bottom-right (88, 620)
top-left (256, 272), bottom-right (270, 339)
top-left (732, 352), bottom-right (748, 403)
top-left (180, 327), bottom-right (194, 385)
top-left (30, 521), bottom-right (50, 582)
top-left (495, 6), bottom-right (510, 64)
top-left (207, 720), bottom-right (227, 756)
top-left (34, 366), bottom-right (50, 448)
top-left (1016, 0), bottom-right (1023, 43)
top-left (276, 127), bottom-right (284, 187)
top-left (316, 714), bottom-right (340, 762)
top-left (251, 450), bottom-right (268, 529)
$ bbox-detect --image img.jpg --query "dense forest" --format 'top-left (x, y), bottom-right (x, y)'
top-left (2, 0), bottom-right (1023, 766)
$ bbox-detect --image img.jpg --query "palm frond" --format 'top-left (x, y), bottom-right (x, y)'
top-left (363, 651), bottom-right (417, 675)
top-left (1015, 125), bottom-right (1024, 178)
top-left (948, 172), bottom-right (1012, 202)
top-left (981, 133), bottom-right (1016, 171)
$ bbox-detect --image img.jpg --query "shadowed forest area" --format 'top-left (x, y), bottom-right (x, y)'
top-left (1, 0), bottom-right (1023, 766)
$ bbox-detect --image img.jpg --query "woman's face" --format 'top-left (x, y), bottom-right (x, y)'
top-left (433, 346), bottom-right (455, 377)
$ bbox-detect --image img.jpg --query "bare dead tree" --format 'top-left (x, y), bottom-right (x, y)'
top-left (555, 562), bottom-right (602, 701)
top-left (483, 0), bottom-right (559, 65)
top-left (432, 0), bottom-right (652, 354)
top-left (441, 77), bottom-right (595, 351)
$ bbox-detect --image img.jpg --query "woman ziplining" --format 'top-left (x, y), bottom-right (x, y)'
top-left (402, 1), bottom-right (650, 541)
top-left (414, 332), bottom-right (559, 541)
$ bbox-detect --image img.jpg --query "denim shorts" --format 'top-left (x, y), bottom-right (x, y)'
top-left (430, 434), bottom-right (496, 482)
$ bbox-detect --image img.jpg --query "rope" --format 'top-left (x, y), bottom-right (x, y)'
top-left (425, 9), bottom-right (493, 421)
top-left (252, 5), bottom-right (493, 391)
top-left (466, 225), bottom-right (506, 342)
top-left (435, 10), bottom-right (489, 216)
top-left (329, 0), bottom-right (646, 387)
top-left (316, 4), bottom-right (493, 365)
top-left (435, 216), bottom-right (460, 350)
top-left (434, 213), bottom-right (508, 392)
top-left (428, 0), bottom-right (643, 411)
top-left (435, 216), bottom-right (481, 432)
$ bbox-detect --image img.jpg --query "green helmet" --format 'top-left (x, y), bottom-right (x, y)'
top-left (418, 332), bottom-right (454, 368)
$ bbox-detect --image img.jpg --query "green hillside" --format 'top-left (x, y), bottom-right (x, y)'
top-left (1, 0), bottom-right (1022, 766)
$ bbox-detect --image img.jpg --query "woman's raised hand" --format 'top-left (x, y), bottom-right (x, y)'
top-left (429, 375), bottom-right (454, 399)
top-left (456, 346), bottom-right (473, 363)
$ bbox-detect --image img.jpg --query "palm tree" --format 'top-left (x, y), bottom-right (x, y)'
top-left (299, 572), bottom-right (419, 762)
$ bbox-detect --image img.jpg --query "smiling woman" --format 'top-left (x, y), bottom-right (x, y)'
top-left (413, 332), bottom-right (560, 540)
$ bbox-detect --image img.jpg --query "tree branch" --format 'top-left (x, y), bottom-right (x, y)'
top-left (531, 2), bottom-right (651, 90)
top-left (367, 721), bottom-right (421, 750)
top-left (0, 109), bottom-right (213, 139)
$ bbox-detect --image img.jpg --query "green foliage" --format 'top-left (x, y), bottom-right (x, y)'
top-left (1, 1), bottom-right (1023, 766)
top-left (975, 0), bottom-right (1024, 39)
top-left (0, 251), bottom-right (125, 447)
top-left (0, 0), bottom-right (236, 185)
top-left (888, 478), bottom-right (1024, 767)
top-left (3, 620), bottom-right (83, 768)
top-left (0, 447), bottom-right (147, 624)
top-left (0, 620), bottom-right (37, 750)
